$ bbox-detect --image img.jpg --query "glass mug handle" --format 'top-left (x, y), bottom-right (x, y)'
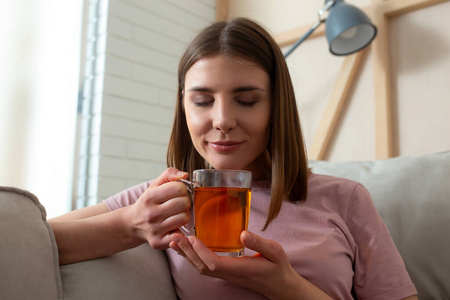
top-left (177, 179), bottom-right (196, 237)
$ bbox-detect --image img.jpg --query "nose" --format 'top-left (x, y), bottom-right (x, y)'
top-left (212, 96), bottom-right (237, 133)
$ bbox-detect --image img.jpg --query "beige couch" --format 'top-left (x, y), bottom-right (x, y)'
top-left (1, 151), bottom-right (449, 299)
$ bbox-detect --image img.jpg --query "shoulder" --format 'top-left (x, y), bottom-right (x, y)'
top-left (307, 172), bottom-right (363, 198)
top-left (306, 173), bottom-right (372, 216)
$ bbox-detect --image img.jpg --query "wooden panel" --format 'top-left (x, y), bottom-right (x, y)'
top-left (309, 50), bottom-right (366, 160)
top-left (381, 0), bottom-right (449, 16)
top-left (372, 0), bottom-right (394, 159)
top-left (216, 0), bottom-right (228, 21)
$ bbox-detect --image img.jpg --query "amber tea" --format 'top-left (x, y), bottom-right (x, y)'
top-left (194, 186), bottom-right (251, 254)
top-left (178, 169), bottom-right (252, 257)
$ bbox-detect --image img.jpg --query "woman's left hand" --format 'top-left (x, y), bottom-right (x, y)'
top-left (169, 231), bottom-right (328, 299)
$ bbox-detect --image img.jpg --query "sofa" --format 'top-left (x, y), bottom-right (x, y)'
top-left (1, 151), bottom-right (449, 299)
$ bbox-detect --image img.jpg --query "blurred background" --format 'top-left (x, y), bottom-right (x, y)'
top-left (1, 0), bottom-right (449, 218)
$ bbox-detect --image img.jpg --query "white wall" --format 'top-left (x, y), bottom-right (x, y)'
top-left (227, 0), bottom-right (450, 161)
top-left (75, 0), bottom-right (217, 207)
top-left (0, 1), bottom-right (83, 218)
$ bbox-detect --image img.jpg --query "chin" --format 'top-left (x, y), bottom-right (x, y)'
top-left (210, 164), bottom-right (245, 171)
top-left (207, 158), bottom-right (249, 171)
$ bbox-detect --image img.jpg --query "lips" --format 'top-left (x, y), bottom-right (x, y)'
top-left (208, 141), bottom-right (244, 152)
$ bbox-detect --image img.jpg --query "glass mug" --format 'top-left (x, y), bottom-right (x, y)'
top-left (179, 169), bottom-right (252, 257)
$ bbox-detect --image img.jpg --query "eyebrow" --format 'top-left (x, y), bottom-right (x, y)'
top-left (187, 86), bottom-right (265, 93)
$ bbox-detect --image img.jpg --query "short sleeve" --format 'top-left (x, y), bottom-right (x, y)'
top-left (103, 181), bottom-right (151, 211)
top-left (347, 184), bottom-right (417, 300)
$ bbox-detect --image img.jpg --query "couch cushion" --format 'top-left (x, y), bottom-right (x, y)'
top-left (309, 151), bottom-right (450, 300)
top-left (0, 186), bottom-right (63, 299)
top-left (60, 244), bottom-right (177, 300)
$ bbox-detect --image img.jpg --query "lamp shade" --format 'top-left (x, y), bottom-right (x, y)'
top-left (325, 0), bottom-right (377, 56)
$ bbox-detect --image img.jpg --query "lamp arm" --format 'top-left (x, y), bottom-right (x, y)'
top-left (284, 0), bottom-right (336, 58)
top-left (284, 20), bottom-right (322, 58)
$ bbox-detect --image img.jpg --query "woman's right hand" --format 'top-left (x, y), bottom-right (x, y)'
top-left (126, 167), bottom-right (190, 250)
top-left (49, 167), bottom-right (190, 265)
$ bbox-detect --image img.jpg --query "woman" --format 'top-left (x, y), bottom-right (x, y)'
top-left (50, 18), bottom-right (418, 299)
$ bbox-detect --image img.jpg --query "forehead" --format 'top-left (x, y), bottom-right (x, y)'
top-left (184, 55), bottom-right (270, 90)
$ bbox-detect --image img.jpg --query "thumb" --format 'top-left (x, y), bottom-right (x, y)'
top-left (150, 167), bottom-right (189, 187)
top-left (241, 231), bottom-right (283, 263)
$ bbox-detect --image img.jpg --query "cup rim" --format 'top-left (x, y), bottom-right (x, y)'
top-left (193, 169), bottom-right (252, 174)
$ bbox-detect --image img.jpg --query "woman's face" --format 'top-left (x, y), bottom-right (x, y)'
top-left (183, 55), bottom-right (271, 178)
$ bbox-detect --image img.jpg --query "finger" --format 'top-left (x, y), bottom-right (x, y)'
top-left (168, 239), bottom-right (183, 256)
top-left (148, 181), bottom-right (190, 205)
top-left (150, 168), bottom-right (189, 187)
top-left (187, 236), bottom-right (262, 282)
top-left (157, 209), bottom-right (190, 235)
top-left (241, 231), bottom-right (283, 263)
top-left (157, 191), bottom-right (191, 216)
top-left (176, 236), bottom-right (213, 274)
top-left (187, 236), bottom-right (229, 274)
top-left (170, 234), bottom-right (207, 272)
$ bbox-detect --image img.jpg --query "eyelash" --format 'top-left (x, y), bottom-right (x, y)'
top-left (194, 102), bottom-right (211, 107)
top-left (237, 100), bottom-right (256, 107)
top-left (193, 99), bottom-right (257, 107)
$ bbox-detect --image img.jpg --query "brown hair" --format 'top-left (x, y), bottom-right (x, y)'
top-left (167, 18), bottom-right (308, 229)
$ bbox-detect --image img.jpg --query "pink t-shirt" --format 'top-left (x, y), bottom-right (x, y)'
top-left (104, 173), bottom-right (417, 300)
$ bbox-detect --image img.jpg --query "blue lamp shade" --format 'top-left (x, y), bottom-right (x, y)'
top-left (325, 1), bottom-right (377, 56)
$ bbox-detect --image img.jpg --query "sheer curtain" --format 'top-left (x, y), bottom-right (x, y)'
top-left (0, 1), bottom-right (83, 218)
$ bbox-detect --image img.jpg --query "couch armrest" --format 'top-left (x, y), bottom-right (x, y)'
top-left (0, 186), bottom-right (63, 299)
top-left (0, 186), bottom-right (177, 300)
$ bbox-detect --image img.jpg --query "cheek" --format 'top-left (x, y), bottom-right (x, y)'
top-left (249, 110), bottom-right (270, 139)
top-left (185, 109), bottom-right (208, 138)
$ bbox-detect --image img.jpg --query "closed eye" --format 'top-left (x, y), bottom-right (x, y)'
top-left (194, 101), bottom-right (213, 107)
top-left (236, 99), bottom-right (257, 107)
top-left (234, 93), bottom-right (259, 107)
top-left (192, 94), bottom-right (214, 107)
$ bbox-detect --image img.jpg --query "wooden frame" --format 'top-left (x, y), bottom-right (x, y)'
top-left (273, 0), bottom-right (449, 160)
top-left (216, 0), bottom-right (228, 21)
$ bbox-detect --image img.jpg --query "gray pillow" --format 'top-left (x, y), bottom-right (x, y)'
top-left (60, 244), bottom-right (177, 300)
top-left (0, 186), bottom-right (63, 299)
top-left (309, 151), bottom-right (450, 300)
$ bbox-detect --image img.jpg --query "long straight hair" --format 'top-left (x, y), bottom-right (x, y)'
top-left (167, 18), bottom-right (309, 229)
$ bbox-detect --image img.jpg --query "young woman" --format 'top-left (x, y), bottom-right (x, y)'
top-left (50, 18), bottom-right (418, 300)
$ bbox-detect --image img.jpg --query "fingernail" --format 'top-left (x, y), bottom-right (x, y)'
top-left (172, 235), bottom-right (181, 245)
top-left (176, 171), bottom-right (188, 178)
top-left (169, 242), bottom-right (182, 255)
